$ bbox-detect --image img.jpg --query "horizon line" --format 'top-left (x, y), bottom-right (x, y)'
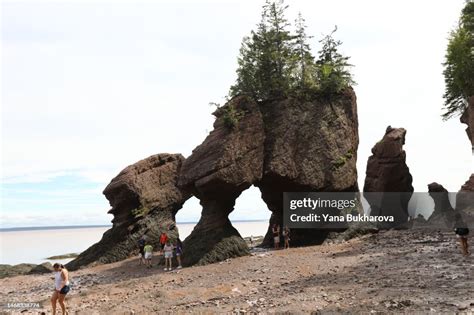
top-left (0, 219), bottom-right (269, 232)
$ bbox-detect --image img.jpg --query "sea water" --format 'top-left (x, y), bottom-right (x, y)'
top-left (0, 221), bottom-right (268, 265)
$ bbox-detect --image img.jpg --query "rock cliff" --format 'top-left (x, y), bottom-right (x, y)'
top-left (67, 154), bottom-right (190, 270)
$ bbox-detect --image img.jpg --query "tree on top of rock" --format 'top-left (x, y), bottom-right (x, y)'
top-left (315, 26), bottom-right (354, 99)
top-left (229, 1), bottom-right (355, 102)
top-left (293, 12), bottom-right (316, 93)
top-left (442, 0), bottom-right (474, 120)
top-left (230, 0), bottom-right (295, 101)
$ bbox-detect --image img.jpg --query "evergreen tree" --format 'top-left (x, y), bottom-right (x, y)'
top-left (293, 12), bottom-right (316, 91)
top-left (264, 0), bottom-right (295, 96)
top-left (229, 2), bottom-right (355, 102)
top-left (442, 0), bottom-right (474, 120)
top-left (229, 0), bottom-right (295, 100)
top-left (315, 26), bottom-right (354, 98)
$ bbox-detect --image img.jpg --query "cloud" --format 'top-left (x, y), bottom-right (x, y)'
top-left (2, 0), bottom-right (472, 227)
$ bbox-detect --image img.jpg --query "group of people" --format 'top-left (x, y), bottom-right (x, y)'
top-left (47, 218), bottom-right (469, 315)
top-left (138, 232), bottom-right (183, 271)
top-left (272, 224), bottom-right (291, 250)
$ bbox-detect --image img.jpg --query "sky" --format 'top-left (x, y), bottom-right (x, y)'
top-left (1, 0), bottom-right (473, 228)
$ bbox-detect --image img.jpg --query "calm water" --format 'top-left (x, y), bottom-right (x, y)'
top-left (0, 221), bottom-right (268, 265)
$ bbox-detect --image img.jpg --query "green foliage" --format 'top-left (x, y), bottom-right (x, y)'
top-left (131, 206), bottom-right (149, 219)
top-left (230, 0), bottom-right (295, 100)
top-left (293, 12), bottom-right (316, 92)
top-left (315, 26), bottom-right (355, 99)
top-left (229, 1), bottom-right (354, 102)
top-left (332, 149), bottom-right (354, 170)
top-left (222, 104), bottom-right (244, 129)
top-left (332, 156), bottom-right (347, 170)
top-left (442, 0), bottom-right (474, 120)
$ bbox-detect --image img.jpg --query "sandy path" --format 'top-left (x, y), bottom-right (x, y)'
top-left (1, 228), bottom-right (473, 314)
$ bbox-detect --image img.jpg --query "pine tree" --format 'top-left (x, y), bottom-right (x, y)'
top-left (264, 0), bottom-right (295, 96)
top-left (442, 0), bottom-right (474, 120)
top-left (229, 0), bottom-right (295, 100)
top-left (315, 26), bottom-right (354, 98)
top-left (293, 12), bottom-right (316, 92)
top-left (229, 2), bottom-right (355, 102)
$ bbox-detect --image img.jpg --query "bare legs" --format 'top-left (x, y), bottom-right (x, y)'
top-left (166, 257), bottom-right (172, 270)
top-left (58, 293), bottom-right (67, 314)
top-left (459, 237), bottom-right (469, 256)
top-left (51, 291), bottom-right (58, 315)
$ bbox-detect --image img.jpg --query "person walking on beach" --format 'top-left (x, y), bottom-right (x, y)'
top-left (175, 238), bottom-right (183, 269)
top-left (51, 263), bottom-right (70, 315)
top-left (163, 240), bottom-right (174, 271)
top-left (138, 236), bottom-right (146, 265)
top-left (143, 243), bottom-right (153, 268)
top-left (283, 226), bottom-right (291, 249)
top-left (159, 232), bottom-right (168, 251)
top-left (272, 224), bottom-right (280, 249)
top-left (454, 213), bottom-right (470, 256)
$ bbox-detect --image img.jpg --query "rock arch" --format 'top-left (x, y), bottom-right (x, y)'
top-left (69, 89), bottom-right (360, 269)
top-left (179, 91), bottom-right (359, 266)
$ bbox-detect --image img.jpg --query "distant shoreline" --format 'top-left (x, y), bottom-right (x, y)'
top-left (0, 220), bottom-right (268, 232)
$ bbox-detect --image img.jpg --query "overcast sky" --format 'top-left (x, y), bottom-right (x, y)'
top-left (2, 0), bottom-right (473, 228)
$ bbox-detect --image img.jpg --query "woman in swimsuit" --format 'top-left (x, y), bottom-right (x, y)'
top-left (51, 263), bottom-right (70, 315)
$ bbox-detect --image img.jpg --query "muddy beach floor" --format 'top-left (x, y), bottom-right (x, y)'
top-left (1, 228), bottom-right (473, 314)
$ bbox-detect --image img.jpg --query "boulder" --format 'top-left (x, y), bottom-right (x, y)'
top-left (363, 126), bottom-right (414, 228)
top-left (67, 153), bottom-right (191, 270)
top-left (29, 262), bottom-right (53, 274)
top-left (0, 264), bottom-right (36, 279)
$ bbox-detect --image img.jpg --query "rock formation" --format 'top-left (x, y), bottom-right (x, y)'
top-left (178, 95), bottom-right (265, 266)
top-left (67, 154), bottom-right (190, 270)
top-left (257, 89), bottom-right (359, 246)
top-left (427, 182), bottom-right (454, 216)
top-left (426, 182), bottom-right (454, 228)
top-left (363, 126), bottom-right (414, 228)
top-left (72, 89), bottom-right (360, 268)
top-left (460, 96), bottom-right (474, 152)
top-left (178, 90), bottom-right (359, 265)
top-left (456, 174), bottom-right (474, 215)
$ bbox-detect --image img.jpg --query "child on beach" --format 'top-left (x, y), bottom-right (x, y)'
top-left (272, 224), bottom-right (280, 249)
top-left (138, 236), bottom-right (146, 265)
top-left (175, 238), bottom-right (183, 269)
top-left (163, 240), bottom-right (174, 271)
top-left (143, 243), bottom-right (153, 268)
top-left (283, 226), bottom-right (290, 249)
